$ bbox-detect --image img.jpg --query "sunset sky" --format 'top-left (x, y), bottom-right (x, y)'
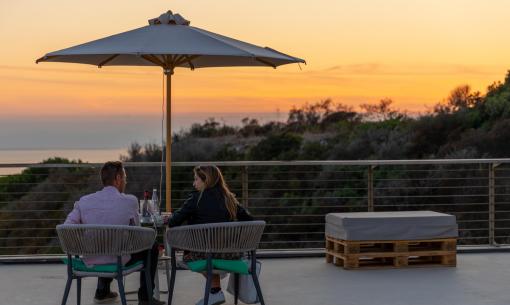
top-left (1, 0), bottom-right (510, 149)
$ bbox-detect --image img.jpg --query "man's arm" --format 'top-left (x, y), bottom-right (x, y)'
top-left (127, 195), bottom-right (140, 226)
top-left (64, 202), bottom-right (82, 224)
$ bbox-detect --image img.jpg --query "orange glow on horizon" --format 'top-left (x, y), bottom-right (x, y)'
top-left (2, 0), bottom-right (510, 118)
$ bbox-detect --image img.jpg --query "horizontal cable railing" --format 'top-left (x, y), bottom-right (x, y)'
top-left (1, 159), bottom-right (510, 255)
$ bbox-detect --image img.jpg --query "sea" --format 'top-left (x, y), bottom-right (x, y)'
top-left (0, 111), bottom-right (286, 175)
top-left (0, 148), bottom-right (127, 175)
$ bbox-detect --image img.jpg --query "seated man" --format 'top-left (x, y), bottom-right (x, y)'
top-left (64, 161), bottom-right (165, 305)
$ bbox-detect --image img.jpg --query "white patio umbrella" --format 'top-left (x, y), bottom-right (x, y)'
top-left (36, 10), bottom-right (305, 211)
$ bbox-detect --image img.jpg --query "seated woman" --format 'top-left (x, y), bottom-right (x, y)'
top-left (167, 165), bottom-right (253, 305)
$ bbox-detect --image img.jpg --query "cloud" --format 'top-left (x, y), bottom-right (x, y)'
top-left (325, 63), bottom-right (382, 73)
top-left (322, 63), bottom-right (505, 76)
top-left (0, 64), bottom-right (159, 76)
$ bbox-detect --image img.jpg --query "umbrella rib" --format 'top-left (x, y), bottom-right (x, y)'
top-left (36, 55), bottom-right (54, 64)
top-left (161, 55), bottom-right (169, 68)
top-left (164, 55), bottom-right (177, 70)
top-left (98, 54), bottom-right (119, 68)
top-left (264, 47), bottom-right (306, 64)
top-left (184, 55), bottom-right (199, 70)
top-left (172, 55), bottom-right (184, 66)
top-left (255, 57), bottom-right (277, 69)
top-left (173, 55), bottom-right (200, 70)
top-left (172, 56), bottom-right (185, 66)
top-left (155, 54), bottom-right (168, 67)
top-left (140, 55), bottom-right (165, 67)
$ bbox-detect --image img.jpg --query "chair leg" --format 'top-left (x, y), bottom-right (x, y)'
top-left (251, 272), bottom-right (265, 305)
top-left (203, 255), bottom-right (213, 305)
top-left (60, 276), bottom-right (72, 305)
top-left (154, 268), bottom-right (160, 300)
top-left (167, 249), bottom-right (177, 305)
top-left (165, 259), bottom-right (171, 292)
top-left (61, 254), bottom-right (73, 305)
top-left (145, 251), bottom-right (153, 305)
top-left (76, 277), bottom-right (81, 305)
top-left (234, 273), bottom-right (239, 305)
top-left (117, 276), bottom-right (127, 305)
top-left (116, 256), bottom-right (127, 305)
top-left (251, 251), bottom-right (265, 305)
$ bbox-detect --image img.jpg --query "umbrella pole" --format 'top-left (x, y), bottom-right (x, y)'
top-left (165, 70), bottom-right (173, 212)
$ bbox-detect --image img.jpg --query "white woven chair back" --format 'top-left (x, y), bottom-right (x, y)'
top-left (56, 224), bottom-right (156, 256)
top-left (166, 221), bottom-right (266, 253)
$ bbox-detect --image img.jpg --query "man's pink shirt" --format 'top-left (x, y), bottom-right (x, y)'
top-left (64, 186), bottom-right (140, 266)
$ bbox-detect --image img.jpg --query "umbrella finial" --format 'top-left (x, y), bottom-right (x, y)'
top-left (148, 11), bottom-right (190, 26)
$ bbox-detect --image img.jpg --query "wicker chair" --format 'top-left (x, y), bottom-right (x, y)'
top-left (56, 224), bottom-right (156, 305)
top-left (166, 221), bottom-right (266, 305)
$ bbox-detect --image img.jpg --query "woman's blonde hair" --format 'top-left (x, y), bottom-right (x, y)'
top-left (194, 165), bottom-right (239, 220)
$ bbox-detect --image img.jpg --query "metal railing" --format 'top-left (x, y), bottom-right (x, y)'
top-left (1, 159), bottom-right (510, 256)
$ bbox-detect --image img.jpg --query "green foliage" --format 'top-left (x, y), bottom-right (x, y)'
top-left (0, 157), bottom-right (80, 204)
top-left (484, 87), bottom-right (510, 120)
top-left (249, 133), bottom-right (303, 160)
top-left (121, 142), bottom-right (162, 162)
top-left (188, 118), bottom-right (237, 138)
top-left (0, 157), bottom-right (94, 255)
top-left (301, 141), bottom-right (329, 160)
top-left (9, 72), bottom-right (510, 252)
top-left (238, 118), bottom-right (262, 137)
top-left (286, 99), bottom-right (360, 132)
top-left (360, 98), bottom-right (405, 121)
top-left (214, 144), bottom-right (244, 161)
top-left (120, 71), bottom-right (510, 162)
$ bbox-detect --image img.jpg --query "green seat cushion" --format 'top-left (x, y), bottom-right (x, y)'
top-left (62, 257), bottom-right (143, 273)
top-left (186, 259), bottom-right (249, 275)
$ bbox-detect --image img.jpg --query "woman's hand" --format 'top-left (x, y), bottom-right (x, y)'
top-left (161, 212), bottom-right (172, 224)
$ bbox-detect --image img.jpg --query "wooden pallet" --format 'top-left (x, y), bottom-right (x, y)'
top-left (325, 236), bottom-right (456, 269)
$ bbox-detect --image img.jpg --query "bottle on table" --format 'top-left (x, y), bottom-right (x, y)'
top-left (151, 188), bottom-right (160, 215)
top-left (142, 190), bottom-right (150, 217)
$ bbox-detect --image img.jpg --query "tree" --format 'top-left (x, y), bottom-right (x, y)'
top-left (239, 117), bottom-right (262, 137)
top-left (249, 132), bottom-right (303, 160)
top-left (434, 85), bottom-right (481, 114)
top-left (287, 99), bottom-right (357, 131)
top-left (360, 98), bottom-right (403, 121)
top-left (121, 142), bottom-right (162, 162)
top-left (189, 118), bottom-right (237, 137)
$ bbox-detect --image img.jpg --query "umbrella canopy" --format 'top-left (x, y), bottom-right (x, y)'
top-left (37, 10), bottom-right (305, 211)
top-left (36, 11), bottom-right (304, 69)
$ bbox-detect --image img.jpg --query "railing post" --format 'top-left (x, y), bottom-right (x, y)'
top-left (241, 165), bottom-right (249, 208)
top-left (489, 163), bottom-right (499, 246)
top-left (368, 165), bottom-right (375, 212)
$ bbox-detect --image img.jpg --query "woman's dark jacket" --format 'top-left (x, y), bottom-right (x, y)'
top-left (168, 186), bottom-right (253, 227)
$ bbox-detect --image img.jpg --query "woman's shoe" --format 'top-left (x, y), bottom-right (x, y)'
top-left (138, 297), bottom-right (166, 305)
top-left (195, 291), bottom-right (226, 305)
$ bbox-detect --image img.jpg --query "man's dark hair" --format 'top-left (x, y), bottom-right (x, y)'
top-left (100, 161), bottom-right (124, 186)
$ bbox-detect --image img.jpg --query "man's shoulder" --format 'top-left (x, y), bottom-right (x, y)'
top-left (119, 193), bottom-right (138, 204)
top-left (78, 188), bottom-right (137, 205)
top-left (77, 190), bottom-right (102, 202)
top-left (117, 193), bottom-right (139, 212)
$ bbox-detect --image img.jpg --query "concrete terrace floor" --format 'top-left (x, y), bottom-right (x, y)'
top-left (1, 254), bottom-right (510, 305)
